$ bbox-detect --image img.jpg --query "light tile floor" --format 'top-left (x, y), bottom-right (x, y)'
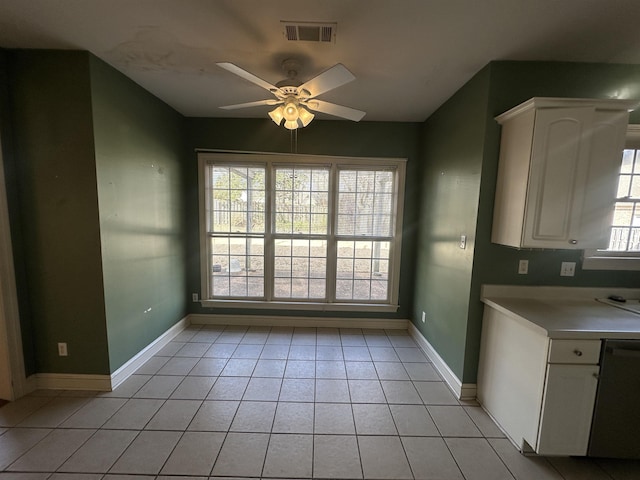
top-left (1, 324), bottom-right (640, 480)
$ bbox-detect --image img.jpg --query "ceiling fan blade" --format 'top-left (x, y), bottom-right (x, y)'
top-left (217, 62), bottom-right (279, 93)
top-left (306, 100), bottom-right (366, 122)
top-left (219, 99), bottom-right (281, 110)
top-left (299, 64), bottom-right (355, 98)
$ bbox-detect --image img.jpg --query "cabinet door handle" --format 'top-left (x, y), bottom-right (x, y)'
top-left (569, 239), bottom-right (578, 245)
top-left (573, 349), bottom-right (583, 356)
top-left (592, 372), bottom-right (599, 379)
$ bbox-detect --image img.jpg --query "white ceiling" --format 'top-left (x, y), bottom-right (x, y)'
top-left (1, 0), bottom-right (640, 122)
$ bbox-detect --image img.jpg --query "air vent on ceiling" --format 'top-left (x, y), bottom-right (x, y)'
top-left (281, 21), bottom-right (336, 43)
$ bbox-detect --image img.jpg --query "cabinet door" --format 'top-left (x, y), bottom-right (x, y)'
top-left (523, 107), bottom-right (595, 248)
top-left (579, 109), bottom-right (630, 248)
top-left (536, 364), bottom-right (599, 456)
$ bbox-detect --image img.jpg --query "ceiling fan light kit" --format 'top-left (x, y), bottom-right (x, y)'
top-left (269, 97), bottom-right (315, 130)
top-left (217, 59), bottom-right (365, 130)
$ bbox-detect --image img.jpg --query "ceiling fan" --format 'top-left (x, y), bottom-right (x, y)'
top-left (217, 59), bottom-right (366, 129)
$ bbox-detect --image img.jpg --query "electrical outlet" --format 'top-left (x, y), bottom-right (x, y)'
top-left (518, 259), bottom-right (529, 275)
top-left (459, 235), bottom-right (467, 249)
top-left (58, 342), bottom-right (68, 357)
top-left (421, 311), bottom-right (426, 323)
top-left (192, 293), bottom-right (199, 302)
top-left (560, 261), bottom-right (576, 277)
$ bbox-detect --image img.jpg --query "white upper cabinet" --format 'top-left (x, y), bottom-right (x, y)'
top-left (492, 98), bottom-right (637, 249)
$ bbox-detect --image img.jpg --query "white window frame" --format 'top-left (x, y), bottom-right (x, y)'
top-left (198, 151), bottom-right (406, 312)
top-left (583, 125), bottom-right (640, 271)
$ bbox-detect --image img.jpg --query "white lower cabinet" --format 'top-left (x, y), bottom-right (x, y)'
top-left (537, 363), bottom-right (599, 455)
top-left (477, 306), bottom-right (601, 456)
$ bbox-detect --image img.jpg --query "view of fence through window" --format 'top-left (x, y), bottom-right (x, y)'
top-left (209, 166), bottom-right (265, 298)
top-left (205, 160), bottom-right (399, 303)
top-left (609, 148), bottom-right (640, 251)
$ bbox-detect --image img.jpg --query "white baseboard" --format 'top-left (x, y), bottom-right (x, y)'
top-left (23, 314), bottom-right (416, 395)
top-left (408, 322), bottom-right (477, 400)
top-left (34, 373), bottom-right (112, 391)
top-left (20, 316), bottom-right (189, 394)
top-left (110, 316), bottom-right (189, 389)
top-left (189, 313), bottom-right (409, 330)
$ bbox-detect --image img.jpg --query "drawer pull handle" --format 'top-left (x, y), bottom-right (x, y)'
top-left (569, 239), bottom-right (578, 245)
top-left (574, 349), bottom-right (583, 357)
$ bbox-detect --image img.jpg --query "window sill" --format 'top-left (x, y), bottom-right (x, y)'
top-left (582, 255), bottom-right (640, 271)
top-left (199, 300), bottom-right (400, 313)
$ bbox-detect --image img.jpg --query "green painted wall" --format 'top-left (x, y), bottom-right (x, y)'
top-left (467, 61), bottom-right (640, 380)
top-left (4, 50), bottom-right (187, 376)
top-left (90, 56), bottom-right (188, 372)
top-left (0, 50), bottom-right (36, 374)
top-left (418, 61), bottom-right (640, 385)
top-left (7, 51), bottom-right (109, 374)
top-left (413, 66), bottom-right (491, 380)
top-left (185, 118), bottom-right (422, 320)
top-left (6, 51), bottom-right (639, 386)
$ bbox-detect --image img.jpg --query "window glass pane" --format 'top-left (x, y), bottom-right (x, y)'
top-left (337, 169), bottom-right (395, 237)
top-left (630, 228), bottom-right (640, 251)
top-left (613, 202), bottom-right (633, 226)
top-left (617, 175), bottom-right (631, 198)
top-left (335, 240), bottom-right (389, 301)
top-left (210, 166), bottom-right (265, 233)
top-left (631, 176), bottom-right (640, 198)
top-left (621, 150), bottom-right (635, 173)
top-left (608, 227), bottom-right (630, 251)
top-left (275, 167), bottom-right (328, 235)
top-left (273, 239), bottom-right (326, 299)
top-left (209, 236), bottom-right (264, 298)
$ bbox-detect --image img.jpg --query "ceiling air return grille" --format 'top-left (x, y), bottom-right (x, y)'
top-left (282, 22), bottom-right (336, 43)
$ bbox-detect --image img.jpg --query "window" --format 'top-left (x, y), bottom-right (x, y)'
top-left (608, 147), bottom-right (640, 251)
top-left (198, 152), bottom-right (406, 311)
top-left (583, 125), bottom-right (640, 270)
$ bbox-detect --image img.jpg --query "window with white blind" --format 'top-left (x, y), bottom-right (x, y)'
top-left (198, 152), bottom-right (406, 311)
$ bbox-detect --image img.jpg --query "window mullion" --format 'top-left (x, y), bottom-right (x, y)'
top-left (326, 164), bottom-right (338, 302)
top-left (264, 161), bottom-right (274, 301)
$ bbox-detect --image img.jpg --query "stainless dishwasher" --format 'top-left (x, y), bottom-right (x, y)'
top-left (588, 339), bottom-right (640, 459)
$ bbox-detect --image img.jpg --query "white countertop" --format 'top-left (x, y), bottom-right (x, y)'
top-left (481, 286), bottom-right (640, 340)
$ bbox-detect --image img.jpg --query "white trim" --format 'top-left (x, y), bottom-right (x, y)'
top-left (199, 300), bottom-right (399, 313)
top-left (496, 98), bottom-right (640, 124)
top-left (19, 316), bottom-right (189, 395)
top-left (408, 322), bottom-right (477, 400)
top-left (582, 253), bottom-right (640, 271)
top-left (189, 313), bottom-right (408, 330)
top-left (19, 314), bottom-right (414, 395)
top-left (34, 373), bottom-right (112, 391)
top-left (110, 316), bottom-right (189, 389)
top-left (197, 150), bottom-right (408, 165)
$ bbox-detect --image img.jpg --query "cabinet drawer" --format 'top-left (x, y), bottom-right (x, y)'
top-left (548, 339), bottom-right (601, 364)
